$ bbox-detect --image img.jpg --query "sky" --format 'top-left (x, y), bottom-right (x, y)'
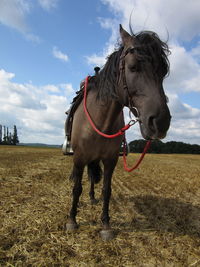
top-left (0, 0), bottom-right (200, 145)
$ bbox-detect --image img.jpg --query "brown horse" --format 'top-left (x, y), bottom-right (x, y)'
top-left (66, 25), bottom-right (171, 240)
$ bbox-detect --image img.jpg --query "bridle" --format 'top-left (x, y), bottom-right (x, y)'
top-left (117, 46), bottom-right (140, 120)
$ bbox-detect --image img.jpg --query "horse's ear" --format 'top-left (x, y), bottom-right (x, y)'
top-left (119, 24), bottom-right (132, 47)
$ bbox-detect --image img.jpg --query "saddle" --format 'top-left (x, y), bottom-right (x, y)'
top-left (62, 67), bottom-right (100, 155)
top-left (65, 81), bottom-right (85, 140)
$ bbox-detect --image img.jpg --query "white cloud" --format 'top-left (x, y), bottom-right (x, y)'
top-left (191, 42), bottom-right (200, 58)
top-left (86, 54), bottom-right (107, 67)
top-left (60, 84), bottom-right (74, 95)
top-left (42, 83), bottom-right (74, 96)
top-left (43, 84), bottom-right (60, 93)
top-left (0, 0), bottom-right (56, 42)
top-left (37, 0), bottom-right (59, 11)
top-left (165, 44), bottom-right (200, 93)
top-left (167, 93), bottom-right (200, 120)
top-left (85, 35), bottom-right (117, 67)
top-left (165, 94), bottom-right (200, 144)
top-left (52, 46), bottom-right (69, 62)
top-left (166, 93), bottom-right (200, 144)
top-left (26, 33), bottom-right (42, 43)
top-left (0, 0), bottom-right (30, 33)
top-left (101, 0), bottom-right (200, 41)
top-left (86, 17), bottom-right (119, 67)
top-left (0, 69), bottom-right (73, 144)
top-left (0, 69), bottom-right (15, 81)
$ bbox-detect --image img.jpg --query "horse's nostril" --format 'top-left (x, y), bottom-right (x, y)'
top-left (148, 116), bottom-right (156, 133)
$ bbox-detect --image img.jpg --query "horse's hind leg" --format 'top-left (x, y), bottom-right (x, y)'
top-left (66, 163), bottom-right (84, 230)
top-left (89, 179), bottom-right (97, 205)
top-left (88, 161), bottom-right (102, 205)
top-left (100, 158), bottom-right (118, 240)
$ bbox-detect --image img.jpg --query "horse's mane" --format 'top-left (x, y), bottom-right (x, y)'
top-left (136, 31), bottom-right (170, 77)
top-left (96, 47), bottom-right (123, 101)
top-left (96, 30), bottom-right (170, 102)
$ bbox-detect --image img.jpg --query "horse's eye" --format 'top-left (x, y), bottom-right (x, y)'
top-left (129, 65), bottom-right (137, 72)
top-left (129, 48), bottom-right (135, 54)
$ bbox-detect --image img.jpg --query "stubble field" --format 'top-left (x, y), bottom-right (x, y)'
top-left (0, 145), bottom-right (200, 266)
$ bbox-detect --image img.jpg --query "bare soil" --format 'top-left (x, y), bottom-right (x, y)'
top-left (0, 145), bottom-right (200, 266)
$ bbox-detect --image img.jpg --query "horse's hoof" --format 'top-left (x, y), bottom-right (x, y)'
top-left (100, 229), bottom-right (115, 241)
top-left (66, 222), bottom-right (78, 231)
top-left (91, 199), bottom-right (98, 205)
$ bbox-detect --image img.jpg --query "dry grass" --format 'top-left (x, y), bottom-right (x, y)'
top-left (0, 145), bottom-right (200, 267)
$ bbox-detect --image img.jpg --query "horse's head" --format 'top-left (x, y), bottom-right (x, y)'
top-left (119, 25), bottom-right (171, 140)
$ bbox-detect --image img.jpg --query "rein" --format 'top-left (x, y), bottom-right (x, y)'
top-left (83, 76), bottom-right (151, 172)
top-left (83, 76), bottom-right (137, 138)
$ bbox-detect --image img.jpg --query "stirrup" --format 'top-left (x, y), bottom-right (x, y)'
top-left (62, 136), bottom-right (74, 155)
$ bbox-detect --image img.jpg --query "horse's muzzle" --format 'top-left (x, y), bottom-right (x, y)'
top-left (139, 111), bottom-right (171, 140)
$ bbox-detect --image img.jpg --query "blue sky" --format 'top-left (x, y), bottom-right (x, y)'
top-left (0, 0), bottom-right (111, 86)
top-left (0, 0), bottom-right (200, 145)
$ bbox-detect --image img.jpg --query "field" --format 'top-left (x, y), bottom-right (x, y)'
top-left (0, 145), bottom-right (200, 267)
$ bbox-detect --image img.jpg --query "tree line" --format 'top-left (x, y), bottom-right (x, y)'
top-left (0, 125), bottom-right (19, 145)
top-left (129, 139), bottom-right (200, 154)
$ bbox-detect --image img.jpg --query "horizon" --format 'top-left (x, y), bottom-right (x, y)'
top-left (1, 123), bottom-right (200, 147)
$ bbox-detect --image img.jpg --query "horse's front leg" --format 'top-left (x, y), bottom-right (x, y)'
top-left (100, 158), bottom-right (118, 240)
top-left (66, 163), bottom-right (84, 230)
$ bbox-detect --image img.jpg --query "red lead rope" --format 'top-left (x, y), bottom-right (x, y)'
top-left (83, 76), bottom-right (131, 138)
top-left (83, 76), bottom-right (151, 171)
top-left (123, 138), bottom-right (151, 172)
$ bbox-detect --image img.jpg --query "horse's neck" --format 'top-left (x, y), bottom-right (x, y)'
top-left (88, 90), bottom-right (123, 132)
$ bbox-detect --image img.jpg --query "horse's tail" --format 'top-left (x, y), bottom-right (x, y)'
top-left (87, 161), bottom-right (102, 184)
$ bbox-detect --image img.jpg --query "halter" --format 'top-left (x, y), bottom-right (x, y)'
top-left (118, 46), bottom-right (140, 119)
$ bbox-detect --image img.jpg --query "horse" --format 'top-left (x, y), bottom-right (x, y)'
top-left (65, 25), bottom-right (171, 240)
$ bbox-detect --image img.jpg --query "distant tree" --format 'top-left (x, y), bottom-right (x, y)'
top-left (129, 139), bottom-right (147, 153)
top-left (191, 144), bottom-right (200, 154)
top-left (12, 125), bottom-right (19, 145)
top-left (0, 125), bottom-right (20, 145)
top-left (6, 127), bottom-right (9, 143)
top-left (128, 140), bottom-right (200, 154)
top-left (3, 126), bottom-right (6, 144)
top-left (148, 140), bottom-right (164, 153)
top-left (8, 132), bottom-right (12, 144)
top-left (0, 124), bottom-right (2, 143)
